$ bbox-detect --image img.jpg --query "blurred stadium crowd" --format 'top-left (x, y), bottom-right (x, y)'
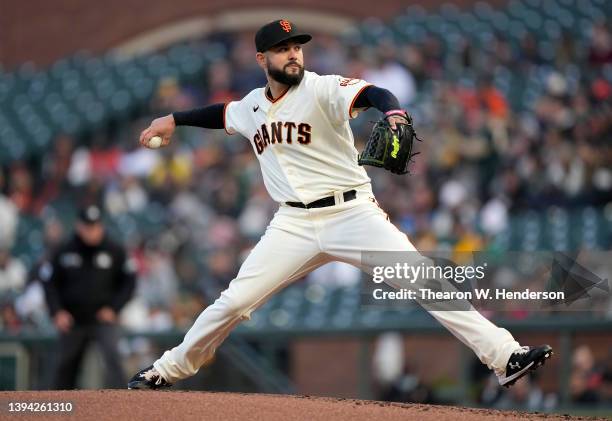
top-left (0, 0), bottom-right (611, 403)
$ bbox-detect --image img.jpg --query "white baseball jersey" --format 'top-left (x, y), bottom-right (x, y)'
top-left (224, 70), bottom-right (373, 204)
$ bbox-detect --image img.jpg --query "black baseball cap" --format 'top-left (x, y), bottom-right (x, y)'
top-left (255, 19), bottom-right (312, 53)
top-left (78, 205), bottom-right (103, 225)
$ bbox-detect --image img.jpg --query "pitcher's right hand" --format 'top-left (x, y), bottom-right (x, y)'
top-left (139, 114), bottom-right (176, 148)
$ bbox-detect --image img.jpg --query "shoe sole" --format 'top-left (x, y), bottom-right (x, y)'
top-left (500, 345), bottom-right (553, 388)
top-left (127, 381), bottom-right (173, 390)
top-left (127, 382), bottom-right (149, 390)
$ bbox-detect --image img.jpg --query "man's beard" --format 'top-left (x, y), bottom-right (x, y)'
top-left (267, 60), bottom-right (304, 86)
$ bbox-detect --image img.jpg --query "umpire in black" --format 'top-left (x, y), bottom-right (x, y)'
top-left (41, 205), bottom-right (136, 389)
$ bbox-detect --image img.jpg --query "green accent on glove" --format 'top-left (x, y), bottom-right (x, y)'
top-left (391, 134), bottom-right (400, 158)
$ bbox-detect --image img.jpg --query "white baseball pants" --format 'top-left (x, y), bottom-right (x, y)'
top-left (154, 193), bottom-right (520, 382)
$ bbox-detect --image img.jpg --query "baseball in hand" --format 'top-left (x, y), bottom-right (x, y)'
top-left (147, 136), bottom-right (163, 149)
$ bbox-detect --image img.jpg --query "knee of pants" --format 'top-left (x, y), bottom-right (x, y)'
top-left (218, 289), bottom-right (256, 320)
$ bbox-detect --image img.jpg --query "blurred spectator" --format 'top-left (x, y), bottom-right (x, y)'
top-left (41, 205), bottom-right (136, 389)
top-left (117, 146), bottom-right (160, 179)
top-left (0, 248), bottom-right (26, 296)
top-left (491, 34), bottom-right (514, 68)
top-left (362, 43), bottom-right (416, 106)
top-left (479, 197), bottom-right (509, 236)
top-left (399, 45), bottom-right (426, 87)
top-left (571, 345), bottom-right (605, 403)
top-left (238, 185), bottom-right (276, 239)
top-left (588, 22), bottom-right (612, 66)
top-left (230, 34), bottom-right (268, 93)
top-left (66, 146), bottom-right (92, 187)
top-left (0, 171), bottom-right (19, 249)
top-left (89, 143), bottom-right (121, 182)
top-left (555, 31), bottom-right (578, 69)
top-left (602, 349), bottom-right (612, 402)
top-left (0, 302), bottom-right (22, 334)
top-left (519, 33), bottom-right (542, 67)
top-left (149, 151), bottom-right (193, 204)
top-left (381, 365), bottom-right (435, 404)
top-left (373, 332), bottom-right (404, 392)
top-left (8, 163), bottom-right (34, 214)
top-left (307, 35), bottom-right (347, 75)
top-left (206, 60), bottom-right (239, 103)
top-left (453, 224), bottom-right (484, 255)
top-left (372, 334), bottom-right (435, 405)
top-left (34, 135), bottom-right (75, 214)
top-left (12, 218), bottom-right (66, 331)
top-left (104, 175), bottom-right (149, 216)
top-left (137, 243), bottom-right (179, 310)
top-left (478, 76), bottom-right (509, 121)
top-left (422, 35), bottom-right (444, 77)
top-left (153, 77), bottom-right (194, 112)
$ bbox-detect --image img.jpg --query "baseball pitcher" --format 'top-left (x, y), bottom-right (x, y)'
top-left (128, 20), bottom-right (552, 390)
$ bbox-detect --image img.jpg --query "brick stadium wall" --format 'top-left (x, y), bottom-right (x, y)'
top-left (291, 336), bottom-right (462, 398)
top-left (291, 332), bottom-right (612, 398)
top-left (0, 0), bottom-right (508, 70)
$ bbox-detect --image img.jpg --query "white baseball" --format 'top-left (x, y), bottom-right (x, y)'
top-left (147, 136), bottom-right (163, 149)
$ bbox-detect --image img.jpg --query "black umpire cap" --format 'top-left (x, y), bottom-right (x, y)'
top-left (78, 205), bottom-right (103, 225)
top-left (255, 19), bottom-right (312, 52)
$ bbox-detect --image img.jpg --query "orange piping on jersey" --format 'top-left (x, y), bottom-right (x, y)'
top-left (348, 83), bottom-right (373, 119)
top-left (265, 85), bottom-right (290, 103)
top-left (223, 103), bottom-right (232, 135)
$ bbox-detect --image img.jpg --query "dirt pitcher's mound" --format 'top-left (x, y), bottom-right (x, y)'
top-left (0, 390), bottom-right (603, 421)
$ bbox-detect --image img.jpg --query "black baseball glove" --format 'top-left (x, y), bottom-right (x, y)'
top-left (358, 113), bottom-right (421, 175)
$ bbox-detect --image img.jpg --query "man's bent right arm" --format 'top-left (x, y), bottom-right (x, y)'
top-left (172, 103), bottom-right (225, 129)
top-left (139, 103), bottom-right (226, 148)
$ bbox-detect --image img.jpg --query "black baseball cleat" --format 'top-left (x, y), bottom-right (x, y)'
top-left (498, 345), bottom-right (553, 388)
top-left (127, 365), bottom-right (172, 390)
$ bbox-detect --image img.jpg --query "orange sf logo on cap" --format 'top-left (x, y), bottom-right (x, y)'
top-left (280, 20), bottom-right (292, 33)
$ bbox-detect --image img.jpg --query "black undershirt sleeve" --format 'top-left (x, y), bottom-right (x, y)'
top-left (353, 85), bottom-right (402, 113)
top-left (172, 103), bottom-right (225, 129)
